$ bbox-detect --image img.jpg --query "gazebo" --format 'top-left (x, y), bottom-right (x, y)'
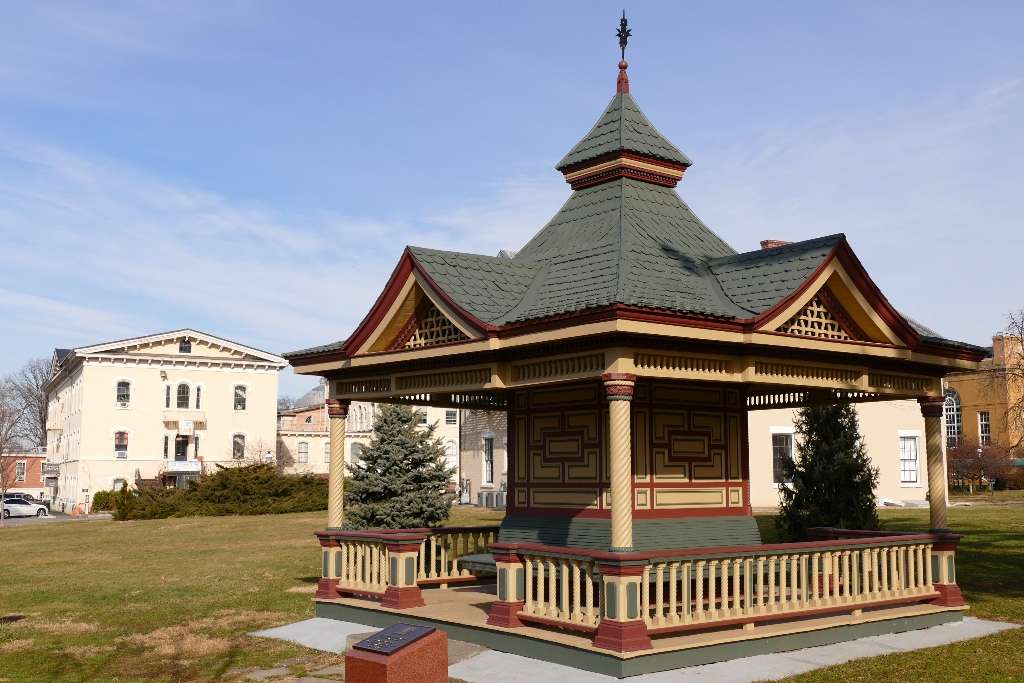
top-left (285, 23), bottom-right (986, 677)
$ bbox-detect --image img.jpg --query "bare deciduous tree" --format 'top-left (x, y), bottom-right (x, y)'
top-left (1000, 310), bottom-right (1024, 452)
top-left (0, 377), bottom-right (28, 526)
top-left (9, 357), bottom-right (50, 448)
top-left (947, 438), bottom-right (1012, 494)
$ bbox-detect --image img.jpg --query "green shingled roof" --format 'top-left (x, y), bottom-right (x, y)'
top-left (709, 235), bottom-right (844, 315)
top-left (556, 92), bottom-right (692, 171)
top-left (283, 87), bottom-right (979, 360)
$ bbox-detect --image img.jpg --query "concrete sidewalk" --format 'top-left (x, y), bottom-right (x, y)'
top-left (252, 616), bottom-right (1017, 681)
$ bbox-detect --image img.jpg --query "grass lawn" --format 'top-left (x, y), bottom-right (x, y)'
top-left (0, 504), bottom-right (1020, 682)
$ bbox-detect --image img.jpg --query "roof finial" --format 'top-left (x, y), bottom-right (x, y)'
top-left (616, 11), bottom-right (631, 94)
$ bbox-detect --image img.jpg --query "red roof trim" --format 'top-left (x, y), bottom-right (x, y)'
top-left (337, 249), bottom-right (492, 358)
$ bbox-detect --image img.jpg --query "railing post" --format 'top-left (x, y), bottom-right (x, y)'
top-left (930, 533), bottom-right (966, 607)
top-left (315, 536), bottom-right (340, 599)
top-left (487, 546), bottom-right (526, 628)
top-left (594, 559), bottom-right (652, 652)
top-left (381, 533), bottom-right (426, 609)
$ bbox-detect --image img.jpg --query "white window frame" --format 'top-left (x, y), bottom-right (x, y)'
top-left (897, 430), bottom-right (922, 487)
top-left (231, 432), bottom-right (246, 460)
top-left (175, 382), bottom-right (191, 410)
top-left (15, 460), bottom-right (27, 482)
top-left (114, 378), bottom-right (132, 408)
top-left (323, 441), bottom-right (331, 463)
top-left (297, 441), bottom-right (309, 464)
top-left (978, 411), bottom-right (991, 446)
top-left (445, 410), bottom-right (458, 425)
top-left (769, 426), bottom-right (795, 485)
top-left (113, 429), bottom-right (130, 460)
top-left (233, 384), bottom-right (248, 412)
top-left (482, 436), bottom-right (494, 486)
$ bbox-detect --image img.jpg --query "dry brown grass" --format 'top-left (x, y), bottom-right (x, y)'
top-left (286, 585), bottom-right (316, 594)
top-left (0, 639), bottom-right (33, 654)
top-left (61, 644), bottom-right (115, 658)
top-left (28, 617), bottom-right (100, 634)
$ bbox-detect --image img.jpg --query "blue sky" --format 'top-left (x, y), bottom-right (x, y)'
top-left (1, 2), bottom-right (1022, 397)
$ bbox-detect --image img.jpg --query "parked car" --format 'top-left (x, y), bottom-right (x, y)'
top-left (1, 494), bottom-right (48, 518)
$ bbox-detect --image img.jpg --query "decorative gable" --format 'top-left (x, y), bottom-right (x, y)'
top-left (389, 299), bottom-right (469, 350)
top-left (777, 288), bottom-right (867, 342)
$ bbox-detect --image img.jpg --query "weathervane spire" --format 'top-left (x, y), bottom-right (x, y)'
top-left (616, 11), bottom-right (631, 94)
top-left (617, 11), bottom-right (631, 61)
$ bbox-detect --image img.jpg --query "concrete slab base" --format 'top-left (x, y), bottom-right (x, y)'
top-left (252, 615), bottom-right (1016, 681)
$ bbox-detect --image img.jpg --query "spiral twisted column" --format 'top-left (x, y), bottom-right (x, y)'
top-left (603, 373), bottom-right (636, 552)
top-left (919, 396), bottom-right (949, 532)
top-left (326, 399), bottom-right (350, 529)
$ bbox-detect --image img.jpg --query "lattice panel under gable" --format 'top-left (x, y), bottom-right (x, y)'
top-left (778, 295), bottom-right (852, 341)
top-left (399, 303), bottom-right (469, 349)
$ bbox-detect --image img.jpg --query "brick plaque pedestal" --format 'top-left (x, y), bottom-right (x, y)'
top-left (345, 624), bottom-right (447, 683)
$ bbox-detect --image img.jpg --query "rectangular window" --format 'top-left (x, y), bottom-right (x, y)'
top-left (174, 436), bottom-right (188, 461)
top-left (116, 381), bottom-right (130, 404)
top-left (979, 411), bottom-right (991, 446)
top-left (15, 461), bottom-right (26, 482)
top-left (297, 442), bottom-right (309, 463)
top-left (323, 442), bottom-right (331, 463)
top-left (772, 433), bottom-right (794, 484)
top-left (179, 340), bottom-right (191, 353)
top-left (165, 385), bottom-right (171, 409)
top-left (416, 410), bottom-right (428, 425)
top-left (445, 410), bottom-right (457, 425)
top-left (234, 386), bottom-right (247, 411)
top-left (193, 435), bottom-right (200, 458)
top-left (899, 435), bottom-right (919, 484)
top-left (483, 437), bottom-right (494, 485)
top-left (163, 435), bottom-right (169, 459)
top-left (195, 386), bottom-right (202, 410)
top-left (114, 432), bottom-right (128, 459)
top-left (232, 434), bottom-right (245, 460)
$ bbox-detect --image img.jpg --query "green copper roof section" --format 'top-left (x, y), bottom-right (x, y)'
top-left (408, 247), bottom-right (541, 325)
top-left (708, 235), bottom-right (844, 315)
top-left (556, 92), bottom-right (692, 171)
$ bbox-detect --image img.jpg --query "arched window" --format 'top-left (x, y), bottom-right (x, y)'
top-left (234, 385), bottom-right (247, 411)
top-left (176, 383), bottom-right (190, 409)
top-left (116, 381), bottom-right (130, 404)
top-left (114, 431), bottom-right (128, 459)
top-left (944, 389), bottom-right (962, 449)
top-left (297, 442), bottom-right (309, 463)
top-left (232, 433), bottom-right (246, 460)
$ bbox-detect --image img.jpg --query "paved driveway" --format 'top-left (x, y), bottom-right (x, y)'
top-left (0, 511), bottom-right (110, 527)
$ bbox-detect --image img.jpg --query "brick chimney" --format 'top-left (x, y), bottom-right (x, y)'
top-left (759, 239), bottom-right (791, 250)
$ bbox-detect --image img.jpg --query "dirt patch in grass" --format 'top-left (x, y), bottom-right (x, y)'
top-left (120, 625), bottom-right (236, 658)
top-left (286, 585), bottom-right (316, 594)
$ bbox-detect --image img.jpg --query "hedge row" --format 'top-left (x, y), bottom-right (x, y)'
top-left (110, 464), bottom-right (327, 520)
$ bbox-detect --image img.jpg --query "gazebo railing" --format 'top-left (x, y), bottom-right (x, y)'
top-left (316, 525), bottom-right (500, 596)
top-left (317, 525), bottom-right (963, 652)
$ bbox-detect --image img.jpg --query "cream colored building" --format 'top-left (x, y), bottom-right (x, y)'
top-left (459, 409), bottom-right (507, 504)
top-left (277, 388), bottom-right (460, 483)
top-left (748, 400), bottom-right (931, 508)
top-left (44, 330), bottom-right (286, 513)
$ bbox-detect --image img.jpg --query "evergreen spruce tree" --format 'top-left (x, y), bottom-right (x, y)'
top-left (777, 403), bottom-right (879, 539)
top-left (344, 404), bottom-right (455, 529)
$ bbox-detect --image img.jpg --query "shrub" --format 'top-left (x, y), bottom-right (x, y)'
top-left (777, 403), bottom-right (879, 539)
top-left (91, 490), bottom-right (115, 511)
top-left (112, 464), bottom-right (327, 520)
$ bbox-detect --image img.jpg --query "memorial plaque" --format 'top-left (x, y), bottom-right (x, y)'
top-left (353, 624), bottom-right (436, 655)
